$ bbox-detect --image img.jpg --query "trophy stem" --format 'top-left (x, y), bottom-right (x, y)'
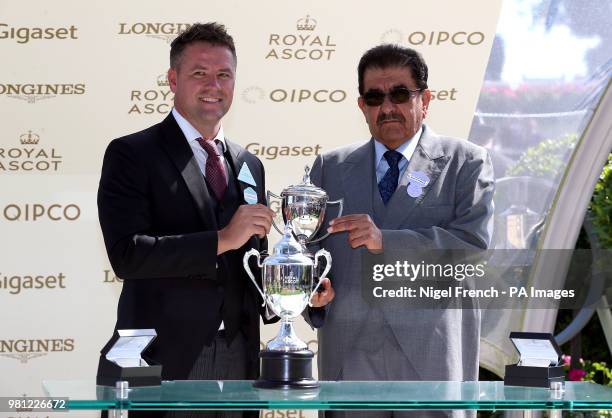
top-left (266, 318), bottom-right (308, 351)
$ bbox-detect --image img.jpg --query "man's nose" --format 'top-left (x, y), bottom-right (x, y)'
top-left (379, 94), bottom-right (396, 112)
top-left (203, 75), bottom-right (221, 88)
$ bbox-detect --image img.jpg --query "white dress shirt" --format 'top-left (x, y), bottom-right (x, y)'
top-left (172, 107), bottom-right (228, 184)
top-left (374, 126), bottom-right (422, 185)
top-left (172, 108), bottom-right (227, 330)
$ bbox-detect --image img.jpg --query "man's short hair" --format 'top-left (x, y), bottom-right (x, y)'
top-left (170, 22), bottom-right (236, 69)
top-left (357, 44), bottom-right (428, 95)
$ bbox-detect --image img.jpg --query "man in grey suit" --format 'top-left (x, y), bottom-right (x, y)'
top-left (308, 44), bottom-right (494, 417)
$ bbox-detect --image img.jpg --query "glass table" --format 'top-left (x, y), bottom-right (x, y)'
top-left (42, 380), bottom-right (612, 417)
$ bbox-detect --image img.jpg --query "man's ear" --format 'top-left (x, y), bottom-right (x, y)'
top-left (167, 68), bottom-right (177, 93)
top-left (421, 89), bottom-right (432, 118)
top-left (357, 95), bottom-right (367, 119)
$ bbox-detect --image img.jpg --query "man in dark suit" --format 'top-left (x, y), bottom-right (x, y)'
top-left (96, 22), bottom-right (334, 418)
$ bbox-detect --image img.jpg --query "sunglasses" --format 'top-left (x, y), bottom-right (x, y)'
top-left (362, 87), bottom-right (422, 107)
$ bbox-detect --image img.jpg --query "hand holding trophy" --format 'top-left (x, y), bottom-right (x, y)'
top-left (243, 166), bottom-right (343, 389)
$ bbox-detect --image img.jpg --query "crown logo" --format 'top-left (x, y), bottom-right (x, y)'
top-left (297, 15), bottom-right (317, 31)
top-left (20, 130), bottom-right (40, 145)
top-left (157, 74), bottom-right (169, 87)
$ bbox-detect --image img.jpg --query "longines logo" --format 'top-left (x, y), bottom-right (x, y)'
top-left (0, 338), bottom-right (74, 364)
top-left (129, 73), bottom-right (173, 115)
top-left (266, 15), bottom-right (336, 61)
top-left (242, 86), bottom-right (347, 104)
top-left (118, 22), bottom-right (192, 43)
top-left (380, 29), bottom-right (485, 46)
top-left (0, 23), bottom-right (78, 43)
top-left (103, 269), bottom-right (123, 284)
top-left (2, 203), bottom-right (81, 222)
top-left (0, 131), bottom-right (63, 172)
top-left (0, 83), bottom-right (85, 104)
top-left (0, 272), bottom-right (67, 295)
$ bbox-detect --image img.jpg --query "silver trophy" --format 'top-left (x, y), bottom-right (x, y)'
top-left (244, 223), bottom-right (331, 351)
top-left (267, 166), bottom-right (343, 249)
top-left (244, 223), bottom-right (331, 388)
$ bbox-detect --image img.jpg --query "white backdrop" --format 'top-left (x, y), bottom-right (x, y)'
top-left (0, 1), bottom-right (502, 416)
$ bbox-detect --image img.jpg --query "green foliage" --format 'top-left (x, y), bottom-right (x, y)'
top-left (507, 134), bottom-right (611, 249)
top-left (506, 134), bottom-right (576, 178)
top-left (590, 154), bottom-right (612, 249)
top-left (584, 360), bottom-right (612, 386)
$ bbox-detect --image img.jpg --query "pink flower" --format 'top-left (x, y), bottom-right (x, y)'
top-left (562, 355), bottom-right (571, 366)
top-left (568, 368), bottom-right (586, 381)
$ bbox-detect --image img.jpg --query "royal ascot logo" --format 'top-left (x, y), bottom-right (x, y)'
top-left (242, 86), bottom-right (347, 104)
top-left (128, 73), bottom-right (173, 115)
top-left (266, 14), bottom-right (336, 61)
top-left (2, 203), bottom-right (81, 222)
top-left (380, 29), bottom-right (485, 46)
top-left (118, 22), bottom-right (192, 43)
top-left (0, 338), bottom-right (74, 364)
top-left (103, 269), bottom-right (123, 284)
top-left (0, 23), bottom-right (78, 43)
top-left (0, 131), bottom-right (63, 172)
top-left (0, 83), bottom-right (85, 104)
top-left (0, 272), bottom-right (67, 295)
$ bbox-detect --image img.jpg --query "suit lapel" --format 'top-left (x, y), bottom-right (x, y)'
top-left (341, 140), bottom-right (375, 217)
top-left (156, 114), bottom-right (217, 228)
top-left (384, 125), bottom-right (449, 230)
top-left (225, 139), bottom-right (262, 251)
top-left (225, 139), bottom-right (249, 200)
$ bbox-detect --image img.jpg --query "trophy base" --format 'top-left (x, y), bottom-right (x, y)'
top-left (254, 349), bottom-right (319, 389)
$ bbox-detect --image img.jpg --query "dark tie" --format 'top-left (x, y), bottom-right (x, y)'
top-left (378, 150), bottom-right (403, 205)
top-left (196, 138), bottom-right (227, 201)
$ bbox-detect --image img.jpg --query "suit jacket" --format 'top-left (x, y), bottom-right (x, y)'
top-left (309, 125), bottom-right (494, 381)
top-left (97, 113), bottom-right (272, 380)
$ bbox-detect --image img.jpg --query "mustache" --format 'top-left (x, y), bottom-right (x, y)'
top-left (377, 112), bottom-right (405, 124)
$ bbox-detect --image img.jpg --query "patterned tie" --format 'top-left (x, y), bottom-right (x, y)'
top-left (196, 138), bottom-right (227, 201)
top-left (378, 150), bottom-right (403, 205)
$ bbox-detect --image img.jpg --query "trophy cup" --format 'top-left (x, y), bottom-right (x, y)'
top-left (267, 166), bottom-right (343, 251)
top-left (244, 223), bottom-right (331, 389)
top-left (243, 166), bottom-right (342, 389)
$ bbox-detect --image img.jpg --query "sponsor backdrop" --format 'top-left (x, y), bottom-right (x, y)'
top-left (0, 0), bottom-right (501, 416)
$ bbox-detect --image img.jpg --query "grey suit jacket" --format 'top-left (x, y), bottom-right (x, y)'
top-left (309, 124), bottom-right (494, 381)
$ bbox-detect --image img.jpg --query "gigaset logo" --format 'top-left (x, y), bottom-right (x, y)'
top-left (0, 23), bottom-right (78, 43)
top-left (0, 272), bottom-right (67, 295)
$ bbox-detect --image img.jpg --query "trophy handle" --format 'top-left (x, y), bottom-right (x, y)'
top-left (243, 248), bottom-right (267, 307)
top-left (266, 190), bottom-right (284, 235)
top-left (309, 198), bottom-right (344, 244)
top-left (309, 248), bottom-right (332, 306)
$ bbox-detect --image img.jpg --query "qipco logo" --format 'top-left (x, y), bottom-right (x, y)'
top-left (2, 203), bottom-right (81, 222)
